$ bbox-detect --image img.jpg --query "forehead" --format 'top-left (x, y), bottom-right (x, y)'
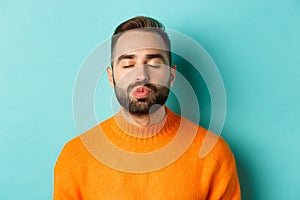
top-left (113, 30), bottom-right (168, 59)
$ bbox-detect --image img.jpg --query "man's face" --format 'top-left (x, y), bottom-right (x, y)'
top-left (107, 30), bottom-right (176, 114)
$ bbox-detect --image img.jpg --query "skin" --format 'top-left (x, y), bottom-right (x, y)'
top-left (107, 30), bottom-right (176, 128)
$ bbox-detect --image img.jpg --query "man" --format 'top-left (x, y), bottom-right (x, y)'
top-left (54, 16), bottom-right (241, 199)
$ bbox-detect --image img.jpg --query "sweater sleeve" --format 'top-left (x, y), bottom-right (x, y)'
top-left (53, 138), bottom-right (82, 200)
top-left (218, 153), bottom-right (241, 200)
top-left (206, 137), bottom-right (241, 200)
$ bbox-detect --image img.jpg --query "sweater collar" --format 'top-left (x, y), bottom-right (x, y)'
top-left (112, 107), bottom-right (180, 139)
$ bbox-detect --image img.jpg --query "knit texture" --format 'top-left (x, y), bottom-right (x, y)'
top-left (53, 108), bottom-right (241, 200)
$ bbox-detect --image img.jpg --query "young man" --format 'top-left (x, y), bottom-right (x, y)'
top-left (54, 16), bottom-right (241, 199)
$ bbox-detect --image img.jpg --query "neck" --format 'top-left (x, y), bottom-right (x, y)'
top-left (120, 106), bottom-right (166, 127)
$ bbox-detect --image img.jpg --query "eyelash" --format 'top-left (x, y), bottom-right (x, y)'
top-left (123, 65), bottom-right (134, 68)
top-left (122, 64), bottom-right (162, 68)
top-left (148, 64), bottom-right (161, 68)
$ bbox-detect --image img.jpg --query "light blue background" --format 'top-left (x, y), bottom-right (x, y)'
top-left (1, 0), bottom-right (299, 199)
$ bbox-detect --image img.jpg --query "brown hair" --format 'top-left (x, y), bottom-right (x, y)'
top-left (111, 16), bottom-right (171, 67)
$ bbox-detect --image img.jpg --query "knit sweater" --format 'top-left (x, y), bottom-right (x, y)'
top-left (53, 108), bottom-right (241, 200)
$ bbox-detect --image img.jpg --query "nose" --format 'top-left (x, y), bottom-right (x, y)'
top-left (136, 65), bottom-right (149, 82)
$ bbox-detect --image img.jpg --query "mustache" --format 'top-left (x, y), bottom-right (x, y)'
top-left (127, 81), bottom-right (158, 93)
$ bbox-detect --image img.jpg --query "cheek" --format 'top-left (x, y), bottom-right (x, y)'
top-left (149, 70), bottom-right (170, 85)
top-left (113, 72), bottom-right (135, 89)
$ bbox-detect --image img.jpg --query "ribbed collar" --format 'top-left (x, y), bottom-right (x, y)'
top-left (115, 107), bottom-right (178, 136)
top-left (104, 107), bottom-right (181, 148)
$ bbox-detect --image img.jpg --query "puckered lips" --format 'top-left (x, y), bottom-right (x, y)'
top-left (132, 86), bottom-right (152, 99)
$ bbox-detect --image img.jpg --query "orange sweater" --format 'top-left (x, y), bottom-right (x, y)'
top-left (54, 108), bottom-right (240, 200)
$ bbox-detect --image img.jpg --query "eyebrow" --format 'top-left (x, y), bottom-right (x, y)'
top-left (116, 53), bottom-right (167, 65)
top-left (117, 54), bottom-right (135, 64)
top-left (145, 54), bottom-right (166, 64)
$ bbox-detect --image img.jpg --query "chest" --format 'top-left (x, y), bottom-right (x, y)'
top-left (80, 159), bottom-right (208, 200)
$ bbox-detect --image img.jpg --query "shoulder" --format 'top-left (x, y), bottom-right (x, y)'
top-left (199, 129), bottom-right (233, 159)
top-left (194, 127), bottom-right (236, 170)
top-left (55, 136), bottom-right (84, 167)
top-left (176, 113), bottom-right (235, 162)
top-left (55, 123), bottom-right (101, 165)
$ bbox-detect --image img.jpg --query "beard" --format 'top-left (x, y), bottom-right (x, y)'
top-left (115, 81), bottom-right (170, 115)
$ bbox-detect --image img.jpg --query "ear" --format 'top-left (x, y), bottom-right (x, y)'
top-left (170, 65), bottom-right (176, 87)
top-left (106, 67), bottom-right (115, 88)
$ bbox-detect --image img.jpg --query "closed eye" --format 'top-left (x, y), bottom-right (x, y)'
top-left (146, 64), bottom-right (163, 68)
top-left (123, 65), bottom-right (134, 68)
